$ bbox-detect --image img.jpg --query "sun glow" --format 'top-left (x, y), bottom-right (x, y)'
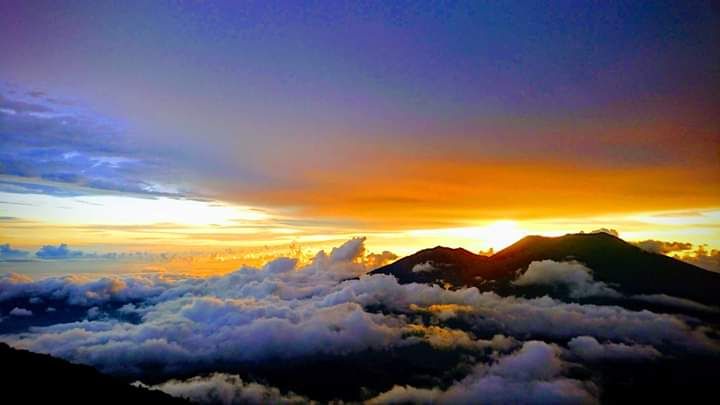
top-left (406, 220), bottom-right (526, 253)
top-left (481, 220), bottom-right (526, 250)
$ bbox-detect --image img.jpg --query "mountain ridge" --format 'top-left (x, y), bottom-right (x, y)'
top-left (0, 343), bottom-right (188, 404)
top-left (370, 232), bottom-right (720, 306)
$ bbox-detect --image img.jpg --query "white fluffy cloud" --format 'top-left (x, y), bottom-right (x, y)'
top-left (513, 260), bottom-right (621, 298)
top-left (369, 341), bottom-right (598, 404)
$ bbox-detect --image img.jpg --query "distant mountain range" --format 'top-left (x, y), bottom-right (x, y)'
top-left (370, 232), bottom-right (720, 306)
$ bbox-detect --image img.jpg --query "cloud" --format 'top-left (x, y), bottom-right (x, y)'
top-left (0, 180), bottom-right (83, 197)
top-left (512, 260), bottom-right (621, 298)
top-left (508, 251), bottom-right (717, 311)
top-left (631, 294), bottom-right (719, 313)
top-left (22, 244), bottom-right (151, 262)
top-left (567, 336), bottom-right (661, 362)
top-left (0, 240), bottom-right (409, 373)
top-left (634, 240), bottom-right (692, 254)
top-left (404, 325), bottom-right (518, 352)
top-left (412, 261), bottom-right (438, 273)
top-left (410, 303), bottom-right (475, 321)
top-left (0, 243), bottom-right (29, 261)
top-left (0, 238), bottom-right (717, 402)
top-left (0, 89), bottom-right (183, 198)
top-left (369, 341), bottom-right (598, 404)
top-left (676, 245), bottom-right (720, 273)
top-left (2, 265), bottom-right (716, 378)
top-left (365, 251), bottom-right (398, 269)
top-left (87, 307), bottom-right (103, 320)
top-left (589, 228), bottom-right (619, 237)
top-left (329, 237), bottom-right (366, 262)
top-left (135, 373), bottom-right (308, 405)
top-left (139, 373), bottom-right (311, 405)
top-left (35, 243), bottom-right (85, 260)
top-left (0, 94), bottom-right (53, 114)
top-left (9, 307), bottom-right (33, 317)
top-left (323, 274), bottom-right (717, 352)
top-left (627, 239), bottom-right (719, 272)
top-left (367, 385), bottom-right (442, 405)
top-left (0, 272), bottom-right (171, 305)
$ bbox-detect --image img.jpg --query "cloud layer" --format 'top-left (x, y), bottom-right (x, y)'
top-left (1, 238), bottom-right (718, 403)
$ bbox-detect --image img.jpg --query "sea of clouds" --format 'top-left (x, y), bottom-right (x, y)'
top-left (1, 237), bottom-right (718, 404)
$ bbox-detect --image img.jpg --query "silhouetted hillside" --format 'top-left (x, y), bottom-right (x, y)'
top-left (0, 343), bottom-right (189, 404)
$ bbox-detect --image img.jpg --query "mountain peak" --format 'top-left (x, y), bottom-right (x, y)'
top-left (424, 245), bottom-right (478, 256)
top-left (492, 232), bottom-right (628, 259)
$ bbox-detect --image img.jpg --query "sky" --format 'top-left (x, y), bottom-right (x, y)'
top-left (1, 0), bottom-right (719, 275)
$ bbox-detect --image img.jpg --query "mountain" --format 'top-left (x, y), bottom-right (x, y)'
top-left (0, 343), bottom-right (188, 404)
top-left (366, 246), bottom-right (490, 287)
top-left (370, 232), bottom-right (720, 306)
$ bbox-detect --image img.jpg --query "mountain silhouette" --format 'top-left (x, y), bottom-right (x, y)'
top-left (0, 343), bottom-right (188, 404)
top-left (370, 232), bottom-right (720, 306)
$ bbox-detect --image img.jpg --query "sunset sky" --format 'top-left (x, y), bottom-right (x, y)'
top-left (1, 0), bottom-right (719, 275)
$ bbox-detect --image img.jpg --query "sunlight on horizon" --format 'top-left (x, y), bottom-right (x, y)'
top-left (406, 220), bottom-right (527, 252)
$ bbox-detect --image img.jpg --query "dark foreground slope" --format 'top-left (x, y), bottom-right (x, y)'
top-left (0, 343), bottom-right (188, 405)
top-left (371, 232), bottom-right (720, 305)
